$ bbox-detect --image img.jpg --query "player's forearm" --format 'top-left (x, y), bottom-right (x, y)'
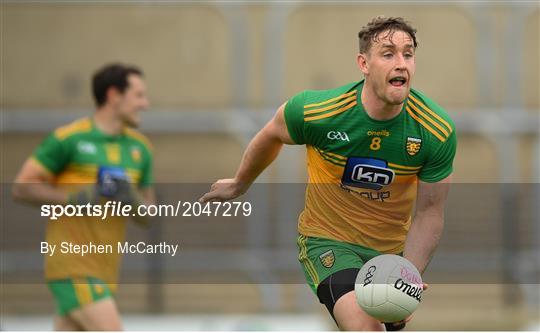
top-left (130, 209), bottom-right (150, 227)
top-left (12, 182), bottom-right (69, 206)
top-left (128, 187), bottom-right (155, 227)
top-left (234, 129), bottom-right (284, 189)
top-left (403, 211), bottom-right (444, 274)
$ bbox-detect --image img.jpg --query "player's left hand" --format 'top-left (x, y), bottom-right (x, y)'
top-left (199, 178), bottom-right (247, 203)
top-left (384, 283), bottom-right (428, 331)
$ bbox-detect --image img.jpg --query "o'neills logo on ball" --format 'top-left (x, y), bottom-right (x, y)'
top-left (394, 278), bottom-right (423, 302)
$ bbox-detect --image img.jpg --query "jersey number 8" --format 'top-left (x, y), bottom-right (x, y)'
top-left (370, 137), bottom-right (382, 151)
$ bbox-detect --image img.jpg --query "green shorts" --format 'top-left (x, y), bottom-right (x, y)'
top-left (297, 234), bottom-right (382, 294)
top-left (47, 277), bottom-right (113, 315)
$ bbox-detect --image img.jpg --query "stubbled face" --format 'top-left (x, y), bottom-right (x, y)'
top-left (112, 74), bottom-right (149, 128)
top-left (358, 29), bottom-right (416, 105)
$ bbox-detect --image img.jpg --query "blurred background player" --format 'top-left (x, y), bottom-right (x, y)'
top-left (201, 17), bottom-right (456, 331)
top-left (12, 63), bottom-right (155, 330)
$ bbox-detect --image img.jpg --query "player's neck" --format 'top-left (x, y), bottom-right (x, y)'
top-left (361, 82), bottom-right (403, 121)
top-left (94, 108), bottom-right (124, 136)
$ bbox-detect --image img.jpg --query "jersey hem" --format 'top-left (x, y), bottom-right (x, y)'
top-left (418, 168), bottom-right (453, 183)
top-left (297, 229), bottom-right (405, 255)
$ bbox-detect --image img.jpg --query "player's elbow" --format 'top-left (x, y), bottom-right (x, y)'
top-left (413, 209), bottom-right (445, 240)
top-left (11, 175), bottom-right (38, 203)
top-left (414, 207), bottom-right (444, 224)
top-left (11, 182), bottom-right (27, 202)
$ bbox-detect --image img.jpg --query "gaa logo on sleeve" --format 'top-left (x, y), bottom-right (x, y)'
top-left (341, 157), bottom-right (395, 191)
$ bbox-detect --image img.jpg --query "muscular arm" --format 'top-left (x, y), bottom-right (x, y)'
top-left (234, 103), bottom-right (295, 186)
top-left (403, 175), bottom-right (452, 274)
top-left (12, 158), bottom-right (68, 205)
top-left (200, 103), bottom-right (295, 202)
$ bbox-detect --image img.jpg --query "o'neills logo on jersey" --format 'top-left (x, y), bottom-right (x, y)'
top-left (367, 129), bottom-right (390, 137)
top-left (327, 131), bottom-right (349, 142)
top-left (406, 137), bottom-right (422, 156)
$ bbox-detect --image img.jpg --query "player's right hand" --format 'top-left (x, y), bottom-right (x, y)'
top-left (384, 283), bottom-right (428, 330)
top-left (198, 178), bottom-right (247, 203)
top-left (111, 177), bottom-right (143, 206)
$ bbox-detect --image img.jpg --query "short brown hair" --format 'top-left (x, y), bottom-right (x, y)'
top-left (358, 16), bottom-right (418, 53)
top-left (92, 63), bottom-right (143, 107)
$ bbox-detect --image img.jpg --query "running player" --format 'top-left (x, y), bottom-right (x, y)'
top-left (200, 17), bottom-right (456, 331)
top-left (12, 63), bottom-right (155, 330)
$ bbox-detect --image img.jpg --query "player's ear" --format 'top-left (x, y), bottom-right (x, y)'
top-left (357, 53), bottom-right (369, 75)
top-left (106, 86), bottom-right (121, 106)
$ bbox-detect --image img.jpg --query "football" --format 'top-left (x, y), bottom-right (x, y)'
top-left (355, 254), bottom-right (423, 323)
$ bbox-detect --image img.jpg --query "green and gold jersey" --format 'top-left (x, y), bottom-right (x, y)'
top-left (284, 80), bottom-right (456, 254)
top-left (32, 117), bottom-right (153, 287)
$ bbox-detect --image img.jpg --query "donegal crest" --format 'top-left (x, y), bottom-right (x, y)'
top-left (131, 146), bottom-right (142, 163)
top-left (319, 250), bottom-right (335, 268)
top-left (406, 137), bottom-right (422, 156)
